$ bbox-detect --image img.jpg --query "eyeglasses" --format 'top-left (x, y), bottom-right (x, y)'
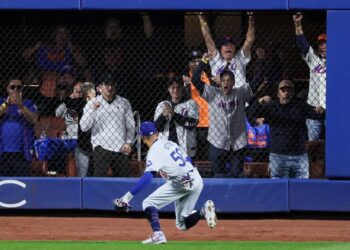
top-left (9, 85), bottom-right (23, 91)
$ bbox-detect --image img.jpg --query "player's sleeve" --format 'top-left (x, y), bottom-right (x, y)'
top-left (130, 171), bottom-right (156, 196)
top-left (144, 148), bottom-right (163, 173)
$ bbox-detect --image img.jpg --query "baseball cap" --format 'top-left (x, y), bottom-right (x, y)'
top-left (189, 49), bottom-right (202, 62)
top-left (317, 33), bottom-right (327, 42)
top-left (139, 121), bottom-right (157, 136)
top-left (278, 80), bottom-right (294, 90)
top-left (220, 36), bottom-right (235, 47)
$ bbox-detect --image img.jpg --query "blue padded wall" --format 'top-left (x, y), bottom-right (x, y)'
top-left (289, 0), bottom-right (350, 10)
top-left (0, 0), bottom-right (80, 9)
top-left (82, 178), bottom-right (289, 213)
top-left (290, 180), bottom-right (350, 211)
top-left (0, 178), bottom-right (82, 209)
top-left (82, 0), bottom-right (287, 10)
top-left (326, 10), bottom-right (350, 178)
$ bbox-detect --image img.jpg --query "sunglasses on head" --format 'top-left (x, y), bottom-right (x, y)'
top-left (9, 85), bottom-right (23, 91)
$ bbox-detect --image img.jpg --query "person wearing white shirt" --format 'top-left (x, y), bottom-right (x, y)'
top-left (80, 75), bottom-right (135, 177)
top-left (293, 13), bottom-right (326, 141)
top-left (198, 12), bottom-right (255, 88)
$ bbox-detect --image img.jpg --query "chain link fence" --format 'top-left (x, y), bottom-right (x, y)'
top-left (0, 11), bottom-right (326, 178)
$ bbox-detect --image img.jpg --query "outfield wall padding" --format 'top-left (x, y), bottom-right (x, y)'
top-left (82, 178), bottom-right (289, 213)
top-left (289, 179), bottom-right (350, 212)
top-left (0, 178), bottom-right (82, 209)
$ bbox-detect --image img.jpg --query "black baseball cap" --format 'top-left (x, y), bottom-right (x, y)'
top-left (189, 49), bottom-right (203, 62)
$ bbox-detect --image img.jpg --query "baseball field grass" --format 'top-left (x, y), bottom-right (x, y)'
top-left (1, 241), bottom-right (350, 250)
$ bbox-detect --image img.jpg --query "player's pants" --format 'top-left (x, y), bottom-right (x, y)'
top-left (142, 168), bottom-right (203, 231)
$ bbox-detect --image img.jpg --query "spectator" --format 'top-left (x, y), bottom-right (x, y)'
top-left (80, 74), bottom-right (135, 177)
top-left (0, 79), bottom-right (38, 176)
top-left (198, 12), bottom-right (255, 87)
top-left (22, 26), bottom-right (87, 97)
top-left (92, 15), bottom-right (154, 98)
top-left (154, 76), bottom-right (199, 159)
top-left (55, 81), bottom-right (92, 177)
top-left (183, 49), bottom-right (212, 160)
top-left (255, 80), bottom-right (325, 178)
top-left (56, 69), bottom-right (76, 102)
top-left (92, 19), bottom-right (127, 83)
top-left (78, 82), bottom-right (95, 177)
top-left (293, 13), bottom-right (326, 141)
top-left (192, 53), bottom-right (253, 177)
top-left (33, 68), bottom-right (76, 118)
top-left (249, 47), bottom-right (268, 93)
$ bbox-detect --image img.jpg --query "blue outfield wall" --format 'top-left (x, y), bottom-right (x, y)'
top-left (83, 178), bottom-right (289, 213)
top-left (0, 178), bottom-right (81, 209)
top-left (289, 180), bottom-right (350, 212)
top-left (81, 0), bottom-right (287, 10)
top-left (0, 0), bottom-right (80, 9)
top-left (289, 0), bottom-right (350, 10)
top-left (1, 177), bottom-right (349, 213)
top-left (326, 10), bottom-right (350, 178)
top-left (4, 0), bottom-right (349, 10)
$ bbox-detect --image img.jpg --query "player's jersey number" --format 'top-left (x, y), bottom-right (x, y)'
top-left (170, 148), bottom-right (188, 167)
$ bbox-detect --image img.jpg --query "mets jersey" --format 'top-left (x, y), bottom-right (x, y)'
top-left (210, 48), bottom-right (251, 88)
top-left (144, 139), bottom-right (194, 179)
top-left (303, 46), bottom-right (326, 109)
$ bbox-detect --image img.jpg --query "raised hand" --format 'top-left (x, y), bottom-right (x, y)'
top-left (293, 12), bottom-right (303, 24)
top-left (247, 12), bottom-right (255, 22)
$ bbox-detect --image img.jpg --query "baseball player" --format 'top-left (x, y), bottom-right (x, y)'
top-left (113, 121), bottom-right (217, 244)
top-left (293, 12), bottom-right (326, 141)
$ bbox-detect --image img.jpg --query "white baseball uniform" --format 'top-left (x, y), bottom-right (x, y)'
top-left (142, 139), bottom-right (203, 231)
top-left (303, 46), bottom-right (326, 109)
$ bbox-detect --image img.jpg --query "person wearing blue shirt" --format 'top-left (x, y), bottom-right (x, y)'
top-left (0, 79), bottom-right (38, 176)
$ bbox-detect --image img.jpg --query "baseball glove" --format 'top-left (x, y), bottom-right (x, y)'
top-left (113, 198), bottom-right (132, 213)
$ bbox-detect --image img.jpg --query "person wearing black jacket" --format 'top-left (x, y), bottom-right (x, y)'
top-left (253, 80), bottom-right (325, 178)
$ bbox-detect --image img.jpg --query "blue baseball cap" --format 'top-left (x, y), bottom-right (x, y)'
top-left (139, 121), bottom-right (157, 136)
top-left (220, 36), bottom-right (236, 47)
